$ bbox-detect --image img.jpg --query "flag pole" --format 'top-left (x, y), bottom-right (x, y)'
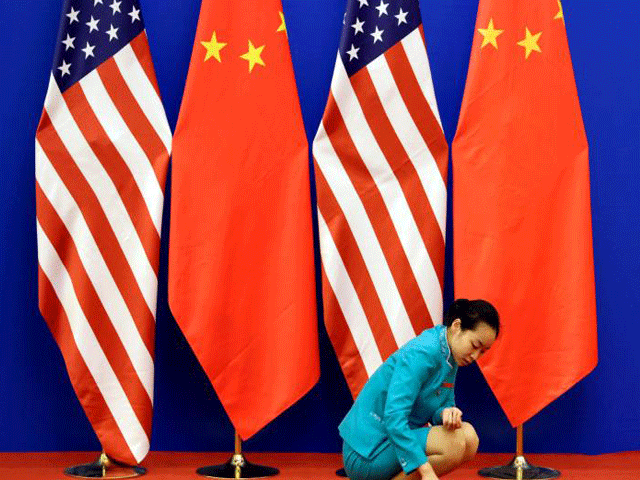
top-left (63, 451), bottom-right (146, 478)
top-left (196, 432), bottom-right (279, 479)
top-left (478, 424), bottom-right (560, 479)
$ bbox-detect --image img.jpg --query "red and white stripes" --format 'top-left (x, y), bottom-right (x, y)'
top-left (314, 27), bottom-right (448, 397)
top-left (35, 32), bottom-right (170, 464)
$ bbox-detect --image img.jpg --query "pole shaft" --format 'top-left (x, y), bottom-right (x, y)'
top-left (235, 432), bottom-right (242, 456)
top-left (516, 425), bottom-right (523, 457)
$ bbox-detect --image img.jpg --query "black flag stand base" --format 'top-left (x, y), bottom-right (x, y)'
top-left (196, 432), bottom-right (279, 479)
top-left (478, 455), bottom-right (560, 479)
top-left (478, 426), bottom-right (560, 480)
top-left (64, 452), bottom-right (146, 478)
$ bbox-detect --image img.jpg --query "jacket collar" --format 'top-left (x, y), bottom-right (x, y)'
top-left (438, 324), bottom-right (454, 369)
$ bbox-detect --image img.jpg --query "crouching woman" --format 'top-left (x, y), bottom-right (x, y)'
top-left (340, 299), bottom-right (500, 480)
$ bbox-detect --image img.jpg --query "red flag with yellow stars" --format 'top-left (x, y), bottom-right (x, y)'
top-left (169, 1), bottom-right (318, 439)
top-left (452, 0), bottom-right (597, 427)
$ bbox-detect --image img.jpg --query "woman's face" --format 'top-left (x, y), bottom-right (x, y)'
top-left (447, 319), bottom-right (497, 367)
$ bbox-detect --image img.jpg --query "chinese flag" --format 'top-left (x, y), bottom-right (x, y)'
top-left (168, 1), bottom-right (319, 438)
top-left (452, 0), bottom-right (597, 426)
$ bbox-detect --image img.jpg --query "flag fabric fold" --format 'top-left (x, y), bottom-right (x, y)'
top-left (36, 0), bottom-right (171, 464)
top-left (168, 0), bottom-right (318, 439)
top-left (452, 0), bottom-right (598, 426)
top-left (313, 0), bottom-right (448, 398)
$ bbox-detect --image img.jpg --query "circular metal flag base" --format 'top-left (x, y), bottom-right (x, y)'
top-left (64, 453), bottom-right (146, 478)
top-left (196, 454), bottom-right (279, 479)
top-left (478, 456), bottom-right (561, 479)
top-left (335, 467), bottom-right (348, 477)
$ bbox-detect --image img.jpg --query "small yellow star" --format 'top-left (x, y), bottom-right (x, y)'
top-left (554, 0), bottom-right (564, 24)
top-left (478, 18), bottom-right (504, 49)
top-left (277, 12), bottom-right (287, 34)
top-left (240, 40), bottom-right (265, 72)
top-left (200, 31), bottom-right (227, 62)
top-left (517, 27), bottom-right (542, 59)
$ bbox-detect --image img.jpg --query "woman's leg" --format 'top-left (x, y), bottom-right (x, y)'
top-left (423, 422), bottom-right (478, 476)
top-left (423, 426), bottom-right (465, 476)
top-left (459, 422), bottom-right (479, 462)
top-left (389, 423), bottom-right (480, 480)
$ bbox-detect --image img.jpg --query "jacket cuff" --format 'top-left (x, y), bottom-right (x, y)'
top-left (400, 451), bottom-right (428, 475)
top-left (432, 407), bottom-right (445, 425)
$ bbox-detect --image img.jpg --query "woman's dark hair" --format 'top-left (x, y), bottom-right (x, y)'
top-left (443, 299), bottom-right (500, 336)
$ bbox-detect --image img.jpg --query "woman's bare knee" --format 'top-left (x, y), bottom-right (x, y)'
top-left (460, 422), bottom-right (479, 462)
top-left (444, 431), bottom-right (467, 466)
top-left (424, 425), bottom-right (467, 475)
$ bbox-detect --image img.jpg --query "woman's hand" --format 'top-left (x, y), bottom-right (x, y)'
top-left (441, 407), bottom-right (463, 429)
top-left (417, 461), bottom-right (439, 480)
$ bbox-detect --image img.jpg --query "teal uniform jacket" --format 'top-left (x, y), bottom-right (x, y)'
top-left (339, 324), bottom-right (457, 474)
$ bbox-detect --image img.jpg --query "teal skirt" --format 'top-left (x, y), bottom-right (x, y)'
top-left (342, 427), bottom-right (430, 480)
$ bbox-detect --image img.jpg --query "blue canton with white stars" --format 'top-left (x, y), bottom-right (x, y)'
top-left (52, 0), bottom-right (145, 92)
top-left (339, 0), bottom-right (422, 77)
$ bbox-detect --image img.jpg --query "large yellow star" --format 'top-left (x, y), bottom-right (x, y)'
top-left (517, 27), bottom-right (542, 59)
top-left (277, 12), bottom-right (287, 34)
top-left (240, 40), bottom-right (265, 72)
top-left (200, 31), bottom-right (227, 62)
top-left (555, 0), bottom-right (565, 24)
top-left (478, 18), bottom-right (504, 49)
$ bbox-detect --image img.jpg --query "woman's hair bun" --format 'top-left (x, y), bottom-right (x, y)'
top-left (444, 298), bottom-right (469, 325)
top-left (451, 298), bottom-right (470, 314)
top-left (443, 298), bottom-right (500, 335)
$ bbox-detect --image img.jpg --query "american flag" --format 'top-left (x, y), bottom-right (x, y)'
top-left (312, 0), bottom-right (448, 397)
top-left (35, 0), bottom-right (171, 464)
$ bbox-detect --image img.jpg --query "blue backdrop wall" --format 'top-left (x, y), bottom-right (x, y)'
top-left (0, 0), bottom-right (639, 455)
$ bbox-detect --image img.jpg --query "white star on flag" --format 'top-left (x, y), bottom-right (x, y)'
top-left (375, 0), bottom-right (389, 16)
top-left (106, 24), bottom-right (119, 41)
top-left (395, 8), bottom-right (408, 25)
top-left (370, 25), bottom-right (384, 43)
top-left (62, 33), bottom-right (76, 50)
top-left (351, 18), bottom-right (365, 35)
top-left (94, 0), bottom-right (103, 5)
top-left (66, 7), bottom-right (80, 24)
top-left (57, 60), bottom-right (71, 76)
top-left (86, 16), bottom-right (100, 32)
top-left (358, 0), bottom-right (369, 7)
top-left (82, 41), bottom-right (96, 58)
top-left (110, 0), bottom-right (122, 14)
top-left (128, 6), bottom-right (141, 22)
top-left (346, 44), bottom-right (359, 60)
